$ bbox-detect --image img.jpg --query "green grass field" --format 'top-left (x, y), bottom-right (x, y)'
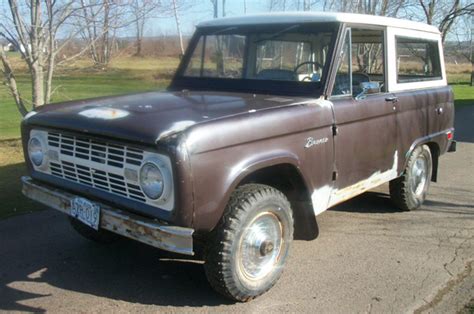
top-left (0, 55), bottom-right (179, 139)
top-left (0, 56), bottom-right (472, 219)
top-left (451, 83), bottom-right (474, 107)
top-left (0, 70), bottom-right (170, 139)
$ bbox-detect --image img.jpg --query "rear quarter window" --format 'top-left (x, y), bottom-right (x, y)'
top-left (396, 37), bottom-right (442, 83)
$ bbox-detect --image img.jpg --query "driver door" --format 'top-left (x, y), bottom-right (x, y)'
top-left (329, 27), bottom-right (398, 206)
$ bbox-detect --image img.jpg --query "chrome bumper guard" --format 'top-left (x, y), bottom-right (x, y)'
top-left (22, 176), bottom-right (194, 255)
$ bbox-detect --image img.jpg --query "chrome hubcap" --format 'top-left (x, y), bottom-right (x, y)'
top-left (411, 156), bottom-right (427, 196)
top-left (238, 212), bottom-right (283, 280)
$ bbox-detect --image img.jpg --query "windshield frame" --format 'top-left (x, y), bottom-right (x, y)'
top-left (170, 22), bottom-right (341, 97)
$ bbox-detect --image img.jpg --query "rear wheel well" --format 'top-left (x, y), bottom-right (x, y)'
top-left (425, 142), bottom-right (440, 182)
top-left (239, 164), bottom-right (318, 240)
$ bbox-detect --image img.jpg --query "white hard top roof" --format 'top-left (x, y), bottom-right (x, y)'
top-left (197, 12), bottom-right (440, 34)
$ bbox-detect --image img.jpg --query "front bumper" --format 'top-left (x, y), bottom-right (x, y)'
top-left (22, 176), bottom-right (194, 255)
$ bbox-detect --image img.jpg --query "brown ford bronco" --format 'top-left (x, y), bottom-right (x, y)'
top-left (22, 12), bottom-right (456, 302)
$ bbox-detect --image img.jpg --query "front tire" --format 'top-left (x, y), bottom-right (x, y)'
top-left (204, 184), bottom-right (294, 302)
top-left (390, 145), bottom-right (432, 211)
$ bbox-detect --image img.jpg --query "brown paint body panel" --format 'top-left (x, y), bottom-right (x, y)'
top-left (331, 93), bottom-right (398, 190)
top-left (393, 86), bottom-right (454, 170)
top-left (187, 103), bottom-right (334, 231)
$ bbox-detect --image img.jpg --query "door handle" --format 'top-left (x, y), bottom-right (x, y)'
top-left (436, 107), bottom-right (444, 115)
top-left (385, 96), bottom-right (398, 103)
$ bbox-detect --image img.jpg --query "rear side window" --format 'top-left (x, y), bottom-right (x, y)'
top-left (396, 37), bottom-right (442, 83)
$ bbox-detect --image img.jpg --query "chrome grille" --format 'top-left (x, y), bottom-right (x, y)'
top-left (45, 132), bottom-right (146, 202)
top-left (47, 132), bottom-right (143, 168)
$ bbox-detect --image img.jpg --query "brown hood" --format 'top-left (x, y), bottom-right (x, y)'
top-left (24, 91), bottom-right (309, 145)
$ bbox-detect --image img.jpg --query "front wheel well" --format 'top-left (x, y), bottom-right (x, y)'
top-left (239, 164), bottom-right (319, 241)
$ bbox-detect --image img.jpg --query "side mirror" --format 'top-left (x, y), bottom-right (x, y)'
top-left (355, 81), bottom-right (380, 100)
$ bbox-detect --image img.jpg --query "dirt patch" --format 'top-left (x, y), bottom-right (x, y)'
top-left (0, 139), bottom-right (23, 166)
top-left (0, 139), bottom-right (44, 219)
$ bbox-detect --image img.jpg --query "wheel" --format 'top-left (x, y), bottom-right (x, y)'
top-left (68, 216), bottom-right (119, 243)
top-left (204, 184), bottom-right (294, 302)
top-left (390, 145), bottom-right (432, 211)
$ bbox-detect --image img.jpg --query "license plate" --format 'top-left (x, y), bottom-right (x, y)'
top-left (70, 197), bottom-right (101, 230)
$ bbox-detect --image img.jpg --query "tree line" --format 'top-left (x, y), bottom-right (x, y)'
top-left (0, 0), bottom-right (472, 115)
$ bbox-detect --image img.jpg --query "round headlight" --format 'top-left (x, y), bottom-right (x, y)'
top-left (28, 137), bottom-right (45, 166)
top-left (139, 162), bottom-right (164, 200)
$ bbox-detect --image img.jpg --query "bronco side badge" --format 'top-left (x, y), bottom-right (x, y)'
top-left (305, 137), bottom-right (328, 148)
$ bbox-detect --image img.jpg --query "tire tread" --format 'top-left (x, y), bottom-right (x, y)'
top-left (204, 184), bottom-right (292, 302)
top-left (389, 145), bottom-right (431, 211)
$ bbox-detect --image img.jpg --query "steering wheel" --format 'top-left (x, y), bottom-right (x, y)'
top-left (352, 72), bottom-right (371, 85)
top-left (293, 61), bottom-right (323, 81)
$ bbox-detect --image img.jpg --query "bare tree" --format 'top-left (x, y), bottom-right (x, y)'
top-left (152, 0), bottom-right (196, 57)
top-left (79, 0), bottom-right (111, 67)
top-left (131, 0), bottom-right (160, 57)
top-left (268, 0), bottom-right (302, 11)
top-left (1, 45), bottom-right (27, 115)
top-left (0, 0), bottom-right (102, 114)
top-left (449, 14), bottom-right (473, 85)
top-left (210, 0), bottom-right (226, 18)
top-left (320, 0), bottom-right (408, 16)
top-left (78, 0), bottom-right (137, 67)
top-left (417, 0), bottom-right (473, 42)
top-left (451, 14), bottom-right (472, 62)
top-left (303, 0), bottom-right (311, 11)
top-left (171, 0), bottom-right (185, 55)
top-left (208, 0), bottom-right (227, 75)
top-left (210, 0), bottom-right (218, 18)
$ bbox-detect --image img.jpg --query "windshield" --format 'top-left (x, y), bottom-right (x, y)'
top-left (172, 23), bottom-right (339, 95)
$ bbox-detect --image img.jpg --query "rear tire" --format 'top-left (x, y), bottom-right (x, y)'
top-left (204, 184), bottom-right (293, 302)
top-left (68, 216), bottom-right (119, 244)
top-left (390, 145), bottom-right (432, 211)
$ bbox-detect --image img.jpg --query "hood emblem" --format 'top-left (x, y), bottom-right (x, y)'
top-left (79, 107), bottom-right (129, 120)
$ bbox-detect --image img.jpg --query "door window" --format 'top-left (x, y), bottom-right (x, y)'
top-left (332, 28), bottom-right (386, 97)
top-left (332, 29), bottom-right (351, 96)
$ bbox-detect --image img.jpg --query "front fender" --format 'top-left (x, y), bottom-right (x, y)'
top-left (184, 100), bottom-right (334, 233)
top-left (190, 148), bottom-right (311, 233)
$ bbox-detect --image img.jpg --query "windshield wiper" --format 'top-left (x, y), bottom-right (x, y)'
top-left (210, 26), bottom-right (238, 35)
top-left (253, 24), bottom-right (300, 43)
